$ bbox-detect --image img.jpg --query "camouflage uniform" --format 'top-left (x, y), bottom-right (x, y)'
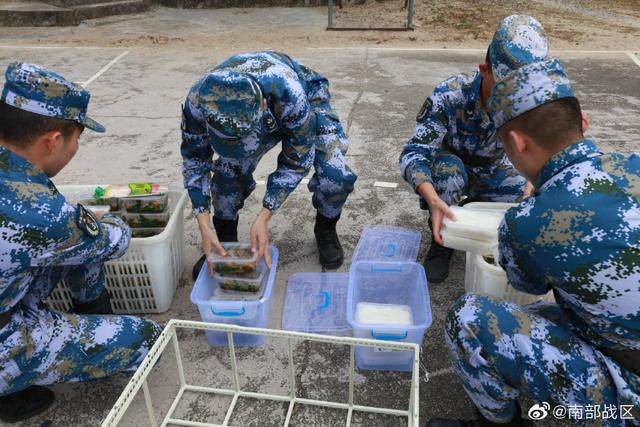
top-left (399, 15), bottom-right (548, 208)
top-left (181, 51), bottom-right (357, 220)
top-left (446, 60), bottom-right (640, 425)
top-left (0, 63), bottom-right (161, 396)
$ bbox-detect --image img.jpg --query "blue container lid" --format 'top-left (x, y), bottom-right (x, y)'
top-left (352, 226), bottom-right (421, 262)
top-left (283, 272), bottom-right (351, 336)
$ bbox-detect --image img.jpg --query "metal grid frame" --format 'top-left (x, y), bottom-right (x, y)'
top-left (327, 0), bottom-right (414, 31)
top-left (102, 319), bottom-right (420, 427)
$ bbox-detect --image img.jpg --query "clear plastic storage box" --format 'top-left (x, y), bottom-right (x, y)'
top-left (283, 272), bottom-right (350, 336)
top-left (352, 226), bottom-right (421, 262)
top-left (347, 261), bottom-right (432, 371)
top-left (191, 246), bottom-right (278, 347)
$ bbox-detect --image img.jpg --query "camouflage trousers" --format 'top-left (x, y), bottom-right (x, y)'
top-left (420, 150), bottom-right (526, 209)
top-left (0, 264), bottom-right (161, 396)
top-left (212, 95), bottom-right (357, 220)
top-left (446, 294), bottom-right (640, 426)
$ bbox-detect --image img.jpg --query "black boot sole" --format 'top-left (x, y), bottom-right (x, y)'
top-left (319, 255), bottom-right (344, 270)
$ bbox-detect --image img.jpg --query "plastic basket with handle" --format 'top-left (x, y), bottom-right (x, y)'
top-left (47, 186), bottom-right (187, 314)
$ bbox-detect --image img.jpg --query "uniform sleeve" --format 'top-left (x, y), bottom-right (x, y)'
top-left (31, 202), bottom-right (131, 268)
top-left (498, 212), bottom-right (551, 295)
top-left (262, 91), bottom-right (315, 212)
top-left (399, 86), bottom-right (450, 191)
top-left (180, 103), bottom-right (214, 215)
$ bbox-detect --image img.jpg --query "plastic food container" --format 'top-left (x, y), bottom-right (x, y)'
top-left (124, 211), bottom-right (170, 228)
top-left (122, 193), bottom-right (169, 213)
top-left (191, 246), bottom-right (278, 347)
top-left (217, 265), bottom-right (267, 292)
top-left (352, 226), bottom-right (421, 262)
top-left (465, 253), bottom-right (554, 305)
top-left (84, 205), bottom-right (111, 219)
top-left (347, 261), bottom-right (432, 372)
top-left (282, 272), bottom-right (350, 336)
top-left (207, 242), bottom-right (259, 278)
top-left (78, 197), bottom-right (120, 212)
top-left (131, 228), bottom-right (164, 238)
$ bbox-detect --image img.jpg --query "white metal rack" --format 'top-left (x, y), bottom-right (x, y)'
top-left (102, 320), bottom-right (420, 427)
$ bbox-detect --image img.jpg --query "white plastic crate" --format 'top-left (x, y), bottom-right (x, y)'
top-left (47, 186), bottom-right (187, 314)
top-left (101, 320), bottom-right (421, 427)
top-left (464, 253), bottom-right (554, 305)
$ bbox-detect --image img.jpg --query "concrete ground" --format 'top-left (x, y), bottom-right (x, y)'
top-left (1, 11), bottom-right (640, 427)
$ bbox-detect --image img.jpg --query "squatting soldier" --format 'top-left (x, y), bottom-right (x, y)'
top-left (181, 51), bottom-right (357, 276)
top-left (399, 15), bottom-right (549, 283)
top-left (0, 63), bottom-right (161, 423)
top-left (430, 59), bottom-right (640, 426)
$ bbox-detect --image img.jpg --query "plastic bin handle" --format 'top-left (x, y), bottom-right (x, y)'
top-left (370, 265), bottom-right (403, 273)
top-left (211, 306), bottom-right (245, 317)
top-left (318, 291), bottom-right (330, 310)
top-left (383, 243), bottom-right (397, 257)
top-left (371, 330), bottom-right (408, 340)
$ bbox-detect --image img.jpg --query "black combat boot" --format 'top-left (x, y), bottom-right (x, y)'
top-left (426, 402), bottom-right (532, 427)
top-left (0, 386), bottom-right (54, 423)
top-left (423, 219), bottom-right (454, 284)
top-left (314, 212), bottom-right (344, 270)
top-left (191, 217), bottom-right (239, 280)
top-left (72, 290), bottom-right (113, 315)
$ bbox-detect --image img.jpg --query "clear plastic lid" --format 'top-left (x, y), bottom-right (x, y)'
top-left (283, 272), bottom-right (350, 336)
top-left (352, 226), bottom-right (421, 262)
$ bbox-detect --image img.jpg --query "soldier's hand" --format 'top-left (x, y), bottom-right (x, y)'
top-left (197, 213), bottom-right (226, 276)
top-left (430, 197), bottom-right (456, 246)
top-left (250, 208), bottom-right (272, 269)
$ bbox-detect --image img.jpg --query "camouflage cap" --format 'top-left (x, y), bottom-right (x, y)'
top-left (198, 71), bottom-right (263, 141)
top-left (489, 58), bottom-right (575, 128)
top-left (489, 15), bottom-right (549, 81)
top-left (1, 62), bottom-right (105, 133)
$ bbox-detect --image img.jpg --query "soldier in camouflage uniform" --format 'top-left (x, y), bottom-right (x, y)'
top-left (399, 15), bottom-right (549, 284)
top-left (0, 63), bottom-right (161, 423)
top-left (429, 59), bottom-right (640, 426)
top-left (181, 51), bottom-right (357, 275)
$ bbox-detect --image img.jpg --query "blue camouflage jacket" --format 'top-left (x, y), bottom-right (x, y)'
top-left (400, 72), bottom-right (506, 190)
top-left (499, 140), bottom-right (640, 350)
top-left (181, 51), bottom-right (327, 214)
top-left (0, 146), bottom-right (131, 313)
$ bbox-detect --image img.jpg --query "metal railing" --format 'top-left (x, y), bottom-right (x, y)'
top-left (102, 319), bottom-right (420, 427)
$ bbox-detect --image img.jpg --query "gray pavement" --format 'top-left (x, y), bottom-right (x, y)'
top-left (0, 40), bottom-right (639, 427)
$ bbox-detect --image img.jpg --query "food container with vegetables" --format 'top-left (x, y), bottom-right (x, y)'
top-left (207, 242), bottom-right (259, 278)
top-left (124, 211), bottom-right (170, 228)
top-left (122, 193), bottom-right (169, 214)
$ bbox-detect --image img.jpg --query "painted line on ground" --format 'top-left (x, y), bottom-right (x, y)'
top-left (626, 52), bottom-right (640, 68)
top-left (254, 179), bottom-right (398, 188)
top-left (81, 50), bottom-right (130, 88)
top-left (307, 47), bottom-right (632, 54)
top-left (0, 45), bottom-right (121, 50)
top-left (374, 181), bottom-right (398, 188)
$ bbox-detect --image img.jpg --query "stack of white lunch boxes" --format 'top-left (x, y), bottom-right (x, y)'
top-left (441, 202), bottom-right (554, 305)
